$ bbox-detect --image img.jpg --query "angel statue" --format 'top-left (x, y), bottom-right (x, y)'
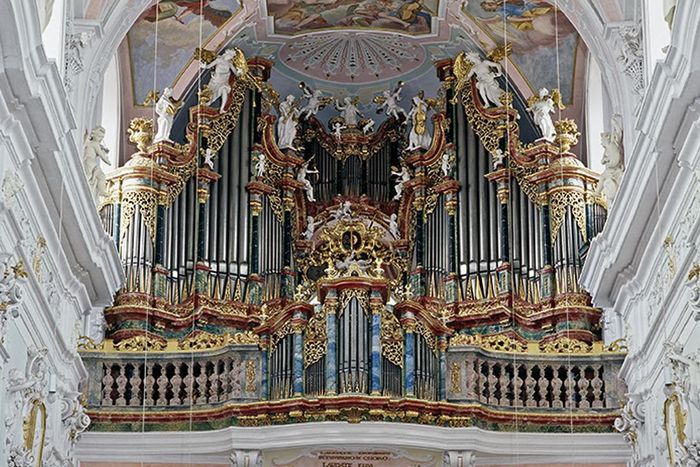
top-left (527, 88), bottom-right (564, 142)
top-left (406, 92), bottom-right (432, 151)
top-left (254, 151), bottom-right (266, 178)
top-left (391, 164), bottom-right (411, 201)
top-left (596, 114), bottom-right (624, 207)
top-left (277, 94), bottom-right (301, 151)
top-left (198, 47), bottom-right (258, 113)
top-left (331, 200), bottom-right (352, 221)
top-left (361, 118), bottom-right (375, 135)
top-left (332, 121), bottom-right (346, 141)
top-left (303, 216), bottom-right (318, 240)
top-left (154, 87), bottom-right (182, 143)
top-left (82, 126), bottom-right (110, 204)
top-left (464, 51), bottom-right (504, 108)
top-left (299, 82), bottom-right (331, 119)
top-left (441, 149), bottom-right (453, 177)
top-left (336, 96), bottom-right (363, 127)
top-left (388, 213), bottom-right (400, 238)
top-left (374, 83), bottom-right (407, 122)
top-left (297, 160), bottom-right (319, 202)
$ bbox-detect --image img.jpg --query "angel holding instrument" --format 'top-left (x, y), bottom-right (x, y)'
top-left (374, 82), bottom-right (407, 122)
top-left (299, 82), bottom-right (331, 119)
top-left (527, 88), bottom-right (564, 142)
top-left (297, 159), bottom-right (319, 202)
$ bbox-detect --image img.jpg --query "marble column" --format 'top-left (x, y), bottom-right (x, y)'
top-left (259, 334), bottom-right (270, 400)
top-left (403, 311), bottom-right (416, 397)
top-left (324, 291), bottom-right (338, 395)
top-left (292, 315), bottom-right (304, 396)
top-left (540, 203), bottom-right (554, 299)
top-left (437, 335), bottom-right (448, 401)
top-left (370, 302), bottom-right (382, 395)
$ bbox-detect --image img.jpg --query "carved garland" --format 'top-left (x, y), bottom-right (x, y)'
top-left (381, 308), bottom-right (403, 368)
top-left (304, 306), bottom-right (328, 368)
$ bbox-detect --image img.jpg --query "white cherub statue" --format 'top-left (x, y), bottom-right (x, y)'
top-left (82, 126), bottom-right (111, 204)
top-left (527, 88), bottom-right (563, 142)
top-left (465, 51), bottom-right (504, 108)
top-left (441, 150), bottom-right (453, 177)
top-left (200, 48), bottom-right (237, 113)
top-left (332, 122), bottom-right (346, 141)
top-left (203, 148), bottom-right (215, 169)
top-left (331, 200), bottom-right (352, 221)
top-left (303, 215), bottom-right (318, 240)
top-left (300, 83), bottom-right (329, 119)
top-left (278, 94), bottom-right (301, 150)
top-left (254, 151), bottom-right (266, 178)
top-left (388, 213), bottom-right (399, 238)
top-left (297, 160), bottom-right (319, 202)
top-left (336, 96), bottom-right (363, 127)
top-left (362, 119), bottom-right (375, 134)
top-left (154, 87), bottom-right (181, 143)
top-left (391, 165), bottom-right (411, 201)
top-left (377, 86), bottom-right (407, 121)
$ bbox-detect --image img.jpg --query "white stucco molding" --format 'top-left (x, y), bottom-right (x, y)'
top-left (77, 423), bottom-right (630, 465)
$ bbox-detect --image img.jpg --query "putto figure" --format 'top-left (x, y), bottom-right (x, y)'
top-left (82, 126), bottom-right (111, 204)
top-left (297, 160), bottom-right (319, 202)
top-left (154, 87), bottom-right (182, 143)
top-left (336, 96), bottom-right (363, 127)
top-left (303, 216), bottom-right (318, 240)
top-left (391, 164), bottom-right (411, 200)
top-left (389, 213), bottom-right (400, 238)
top-left (299, 82), bottom-right (331, 119)
top-left (374, 83), bottom-right (407, 122)
top-left (331, 200), bottom-right (352, 221)
top-left (278, 94), bottom-right (301, 150)
top-left (254, 151), bottom-right (266, 178)
top-left (464, 51), bottom-right (504, 108)
top-left (527, 88), bottom-right (564, 142)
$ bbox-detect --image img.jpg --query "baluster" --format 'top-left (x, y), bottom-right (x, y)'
top-left (183, 361), bottom-right (194, 405)
top-left (101, 364), bottom-right (115, 406)
top-left (538, 366), bottom-right (551, 408)
top-left (196, 362), bottom-right (209, 405)
top-left (115, 365), bottom-right (128, 406)
top-left (578, 367), bottom-right (591, 408)
top-left (129, 363), bottom-right (142, 406)
top-left (465, 356), bottom-right (478, 400)
top-left (478, 361), bottom-right (488, 403)
top-left (513, 365), bottom-right (523, 407)
top-left (525, 364), bottom-right (537, 408)
top-left (487, 362), bottom-right (498, 405)
top-left (591, 366), bottom-right (604, 408)
top-left (498, 363), bottom-right (510, 406)
top-left (170, 362), bottom-right (183, 405)
top-left (144, 362), bottom-right (155, 406)
top-left (208, 361), bottom-right (220, 403)
top-left (564, 367), bottom-right (575, 409)
top-left (551, 366), bottom-right (563, 408)
top-left (156, 364), bottom-right (169, 406)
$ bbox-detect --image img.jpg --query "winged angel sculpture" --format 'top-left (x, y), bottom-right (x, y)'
top-left (195, 47), bottom-right (260, 113)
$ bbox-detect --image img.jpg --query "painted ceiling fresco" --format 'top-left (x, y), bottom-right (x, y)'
top-left (127, 0), bottom-right (242, 104)
top-left (263, 0), bottom-right (441, 36)
top-left (124, 0), bottom-right (584, 110)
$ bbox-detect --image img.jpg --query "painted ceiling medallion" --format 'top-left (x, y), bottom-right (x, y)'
top-left (278, 32), bottom-right (424, 84)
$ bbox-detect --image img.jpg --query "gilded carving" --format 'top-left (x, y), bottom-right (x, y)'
top-left (539, 336), bottom-right (591, 354)
top-left (450, 362), bottom-right (461, 394)
top-left (304, 307), bottom-right (328, 368)
top-left (381, 308), bottom-right (403, 368)
top-left (449, 333), bottom-right (526, 353)
top-left (113, 335), bottom-right (167, 352)
top-left (245, 360), bottom-right (257, 393)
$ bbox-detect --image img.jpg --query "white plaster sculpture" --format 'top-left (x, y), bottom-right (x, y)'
top-left (277, 94), bottom-right (300, 151)
top-left (664, 0), bottom-right (677, 29)
top-left (336, 97), bottom-right (363, 127)
top-left (254, 151), bottom-right (266, 178)
top-left (407, 95), bottom-right (431, 151)
top-left (82, 126), bottom-right (110, 204)
top-left (441, 150), bottom-right (453, 177)
top-left (465, 51), bottom-right (504, 108)
top-left (300, 84), bottom-right (328, 119)
top-left (303, 216), bottom-right (317, 240)
top-left (391, 165), bottom-right (411, 201)
top-left (362, 119), bottom-right (375, 135)
top-left (154, 87), bottom-right (181, 143)
top-left (200, 48), bottom-right (237, 113)
top-left (596, 114), bottom-right (624, 207)
top-left (666, 342), bottom-right (700, 410)
top-left (389, 213), bottom-right (399, 238)
top-left (336, 250), bottom-right (371, 273)
top-left (203, 148), bottom-right (215, 170)
top-left (297, 160), bottom-right (318, 202)
top-left (37, 0), bottom-right (55, 31)
top-left (527, 88), bottom-right (561, 142)
top-left (332, 122), bottom-right (345, 142)
top-left (331, 201), bottom-right (352, 221)
top-left (377, 88), bottom-right (407, 121)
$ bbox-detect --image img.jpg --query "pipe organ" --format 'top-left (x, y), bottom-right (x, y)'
top-left (85, 50), bottom-right (626, 432)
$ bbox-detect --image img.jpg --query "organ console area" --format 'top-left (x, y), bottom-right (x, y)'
top-left (85, 47), bottom-right (624, 433)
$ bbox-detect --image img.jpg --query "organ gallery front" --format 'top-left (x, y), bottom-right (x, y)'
top-left (82, 45), bottom-right (625, 436)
